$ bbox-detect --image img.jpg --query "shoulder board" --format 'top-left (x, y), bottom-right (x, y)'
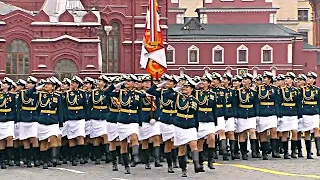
top-left (55, 91), bottom-right (62, 94)
top-left (79, 89), bottom-right (85, 92)
top-left (54, 93), bottom-right (61, 96)
top-left (9, 92), bottom-right (16, 95)
top-left (134, 90), bottom-right (142, 94)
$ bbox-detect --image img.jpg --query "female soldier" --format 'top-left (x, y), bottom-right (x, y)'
top-left (37, 78), bottom-right (63, 169)
top-left (106, 74), bottom-right (141, 174)
top-left (0, 77), bottom-right (16, 169)
top-left (87, 75), bottom-right (110, 164)
top-left (147, 74), bottom-right (179, 173)
top-left (235, 73), bottom-right (259, 160)
top-left (278, 72), bottom-right (301, 159)
top-left (256, 71), bottom-right (280, 160)
top-left (301, 72), bottom-right (320, 159)
top-left (232, 75), bottom-right (243, 159)
top-left (163, 77), bottom-right (203, 177)
top-left (296, 74), bottom-right (307, 157)
top-left (222, 73), bottom-right (238, 160)
top-left (196, 72), bottom-right (216, 169)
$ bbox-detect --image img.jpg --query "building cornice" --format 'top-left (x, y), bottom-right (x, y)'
top-left (196, 7), bottom-right (279, 13)
top-left (0, 21), bottom-right (5, 25)
top-left (0, 39), bottom-right (5, 42)
top-left (31, 22), bottom-right (100, 26)
top-left (31, 35), bottom-right (100, 43)
top-left (168, 8), bottom-right (187, 13)
top-left (134, 24), bottom-right (168, 29)
top-left (168, 37), bottom-right (294, 42)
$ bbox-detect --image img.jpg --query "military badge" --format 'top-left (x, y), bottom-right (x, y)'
top-left (53, 97), bottom-right (58, 103)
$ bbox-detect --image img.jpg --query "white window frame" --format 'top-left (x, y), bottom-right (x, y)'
top-left (176, 14), bottom-right (184, 24)
top-left (205, 0), bottom-right (213, 3)
top-left (237, 68), bottom-right (248, 76)
top-left (167, 45), bottom-right (175, 64)
top-left (200, 14), bottom-right (208, 24)
top-left (261, 44), bottom-right (273, 64)
top-left (212, 45), bottom-right (224, 64)
top-left (171, 0), bottom-right (179, 3)
top-left (221, 0), bottom-right (234, 1)
top-left (188, 45), bottom-right (199, 64)
top-left (237, 44), bottom-right (249, 64)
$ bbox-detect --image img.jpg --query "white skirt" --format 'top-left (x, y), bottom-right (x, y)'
top-left (236, 117), bottom-right (256, 133)
top-left (19, 122), bottom-right (38, 140)
top-left (0, 121), bottom-right (15, 140)
top-left (234, 118), bottom-right (239, 133)
top-left (139, 122), bottom-right (161, 141)
top-left (215, 117), bottom-right (225, 132)
top-left (60, 122), bottom-right (68, 137)
top-left (302, 115), bottom-right (320, 132)
top-left (14, 122), bottom-right (20, 140)
top-left (107, 122), bottom-right (118, 141)
top-left (197, 122), bottom-right (215, 139)
top-left (278, 116), bottom-right (298, 132)
top-left (117, 123), bottom-right (139, 141)
top-left (174, 127), bottom-right (197, 146)
top-left (298, 118), bottom-right (303, 132)
top-left (160, 123), bottom-right (175, 142)
top-left (225, 117), bottom-right (236, 132)
top-left (66, 120), bottom-right (86, 139)
top-left (38, 124), bottom-right (60, 141)
top-left (90, 120), bottom-right (107, 138)
top-left (256, 116), bottom-right (278, 133)
top-left (85, 120), bottom-right (91, 136)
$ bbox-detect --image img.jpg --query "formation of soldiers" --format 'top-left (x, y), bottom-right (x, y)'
top-left (0, 70), bottom-right (319, 177)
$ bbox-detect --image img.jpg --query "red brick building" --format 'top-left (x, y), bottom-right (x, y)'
top-left (166, 0), bottom-right (320, 78)
top-left (0, 0), bottom-right (319, 81)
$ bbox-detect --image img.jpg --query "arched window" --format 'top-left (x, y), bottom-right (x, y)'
top-left (100, 22), bottom-right (120, 73)
top-left (54, 59), bottom-right (78, 80)
top-left (6, 40), bottom-right (30, 80)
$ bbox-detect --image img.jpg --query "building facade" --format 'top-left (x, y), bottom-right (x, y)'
top-left (273, 0), bottom-right (314, 45)
top-left (310, 0), bottom-right (320, 46)
top-left (0, 0), bottom-right (168, 80)
top-left (166, 0), bottom-right (320, 80)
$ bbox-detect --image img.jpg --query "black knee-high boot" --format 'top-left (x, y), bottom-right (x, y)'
top-left (130, 145), bottom-right (139, 167)
top-left (283, 141), bottom-right (290, 159)
top-left (270, 139), bottom-right (281, 158)
top-left (279, 137), bottom-right (284, 154)
top-left (240, 142), bottom-right (248, 160)
top-left (250, 139), bottom-right (258, 158)
top-left (60, 144), bottom-right (68, 164)
top-left (291, 140), bottom-right (297, 158)
top-left (297, 139), bottom-right (303, 157)
top-left (229, 140), bottom-right (238, 160)
top-left (171, 148), bottom-right (179, 168)
top-left (207, 148), bottom-right (215, 169)
top-left (14, 147), bottom-right (21, 166)
top-left (315, 137), bottom-right (320, 156)
top-left (261, 142), bottom-right (268, 160)
top-left (142, 149), bottom-right (151, 169)
top-left (255, 139), bottom-right (261, 158)
top-left (77, 145), bottom-right (85, 164)
top-left (234, 139), bottom-right (240, 158)
top-left (24, 148), bottom-right (32, 167)
top-left (6, 147), bottom-right (14, 166)
top-left (305, 140), bottom-right (313, 159)
top-left (220, 139), bottom-right (228, 161)
top-left (198, 151), bottom-right (204, 169)
top-left (104, 144), bottom-right (111, 163)
top-left (41, 150), bottom-right (49, 169)
top-left (51, 147), bottom-right (58, 167)
top-left (71, 146), bottom-right (78, 166)
top-left (154, 146), bottom-right (163, 167)
top-left (94, 145), bottom-right (101, 164)
top-left (122, 153), bottom-right (130, 174)
top-left (178, 155), bottom-right (187, 177)
top-left (32, 147), bottom-right (40, 167)
top-left (0, 149), bottom-right (6, 169)
top-left (165, 151), bottom-right (174, 173)
top-left (192, 151), bottom-right (204, 173)
top-left (110, 150), bottom-right (118, 171)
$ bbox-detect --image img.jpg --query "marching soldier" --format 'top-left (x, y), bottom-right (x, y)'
top-left (276, 74), bottom-right (286, 154)
top-left (0, 77), bottom-right (17, 169)
top-left (196, 72), bottom-right (217, 169)
top-left (256, 71), bottom-right (280, 160)
top-left (37, 78), bottom-right (63, 169)
top-left (232, 75), bottom-right (243, 159)
top-left (147, 74), bottom-right (179, 173)
top-left (16, 76), bottom-right (40, 167)
top-left (301, 72), bottom-right (320, 159)
top-left (106, 74), bottom-right (141, 174)
top-left (222, 73), bottom-right (238, 160)
top-left (235, 73), bottom-right (259, 160)
top-left (65, 76), bottom-right (88, 166)
top-left (278, 72), bottom-right (301, 159)
top-left (296, 74), bottom-right (307, 157)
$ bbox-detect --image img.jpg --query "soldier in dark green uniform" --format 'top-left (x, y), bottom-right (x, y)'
top-left (278, 72), bottom-right (302, 159)
top-left (296, 74), bottom-right (307, 158)
top-left (65, 76), bottom-right (88, 166)
top-left (16, 76), bottom-right (40, 167)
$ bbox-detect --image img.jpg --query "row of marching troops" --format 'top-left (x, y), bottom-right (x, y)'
top-left (0, 70), bottom-right (319, 177)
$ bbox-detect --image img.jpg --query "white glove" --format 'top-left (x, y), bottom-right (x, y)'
top-left (157, 81), bottom-right (167, 88)
top-left (114, 81), bottom-right (125, 88)
top-left (36, 84), bottom-right (45, 91)
top-left (146, 93), bottom-right (153, 97)
top-left (149, 119), bottom-right (156, 124)
top-left (173, 86), bottom-right (182, 92)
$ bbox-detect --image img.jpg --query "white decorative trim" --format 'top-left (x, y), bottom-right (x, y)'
top-left (287, 44), bottom-right (293, 64)
top-left (38, 64), bottom-right (47, 68)
top-left (205, 0), bottom-right (213, 3)
top-left (0, 21), bottom-right (6, 25)
top-left (31, 22), bottom-right (101, 26)
top-left (31, 35), bottom-right (100, 43)
top-left (171, 0), bottom-right (179, 3)
top-left (237, 45), bottom-right (248, 64)
top-left (0, 39), bottom-right (6, 42)
top-left (122, 40), bottom-right (132, 44)
top-left (134, 40), bottom-right (168, 44)
top-left (167, 66), bottom-right (303, 71)
top-left (167, 45), bottom-right (175, 64)
top-left (168, 37), bottom-right (294, 42)
top-left (212, 45), bottom-right (224, 64)
top-left (221, 0), bottom-right (234, 1)
top-left (261, 44), bottom-right (273, 64)
top-left (197, 8), bottom-right (278, 13)
top-left (167, 64), bottom-right (303, 67)
top-left (168, 9), bottom-right (186, 13)
top-left (134, 24), bottom-right (168, 29)
top-left (188, 45), bottom-right (199, 64)
top-left (86, 65), bottom-right (95, 68)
